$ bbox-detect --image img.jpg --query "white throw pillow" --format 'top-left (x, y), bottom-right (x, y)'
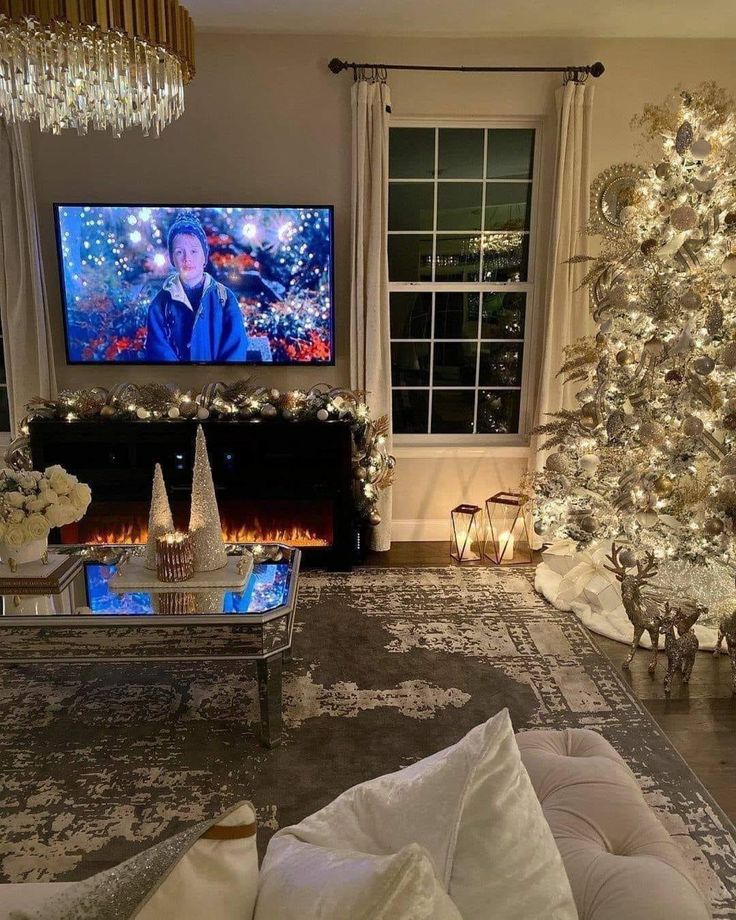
top-left (257, 709), bottom-right (576, 920)
top-left (255, 839), bottom-right (462, 920)
top-left (137, 801), bottom-right (258, 920)
top-left (8, 801), bottom-right (258, 920)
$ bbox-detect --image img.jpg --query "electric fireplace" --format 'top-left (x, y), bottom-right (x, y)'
top-left (29, 419), bottom-right (357, 569)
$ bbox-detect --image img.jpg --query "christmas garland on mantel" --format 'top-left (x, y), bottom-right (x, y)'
top-left (5, 381), bottom-right (395, 526)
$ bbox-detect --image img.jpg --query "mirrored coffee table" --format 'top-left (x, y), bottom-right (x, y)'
top-left (0, 543), bottom-right (301, 748)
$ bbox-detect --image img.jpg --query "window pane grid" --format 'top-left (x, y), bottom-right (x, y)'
top-left (389, 125), bottom-right (535, 436)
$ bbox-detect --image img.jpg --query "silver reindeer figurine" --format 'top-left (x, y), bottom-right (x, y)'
top-left (713, 609), bottom-right (736, 694)
top-left (604, 543), bottom-right (661, 674)
top-left (660, 602), bottom-right (700, 695)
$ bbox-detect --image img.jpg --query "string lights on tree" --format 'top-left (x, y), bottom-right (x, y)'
top-left (530, 84), bottom-right (736, 582)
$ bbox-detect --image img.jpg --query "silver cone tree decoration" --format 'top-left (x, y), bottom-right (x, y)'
top-left (188, 426), bottom-right (228, 572)
top-left (144, 463), bottom-right (175, 570)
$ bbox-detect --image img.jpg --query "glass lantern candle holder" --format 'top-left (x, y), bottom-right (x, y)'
top-left (484, 492), bottom-right (532, 565)
top-left (450, 504), bottom-right (484, 564)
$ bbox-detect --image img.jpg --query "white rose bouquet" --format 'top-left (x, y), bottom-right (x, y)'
top-left (0, 465), bottom-right (92, 548)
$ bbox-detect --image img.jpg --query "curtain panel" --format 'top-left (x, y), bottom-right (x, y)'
top-left (350, 78), bottom-right (393, 550)
top-left (532, 80), bottom-right (595, 470)
top-left (0, 120), bottom-right (56, 436)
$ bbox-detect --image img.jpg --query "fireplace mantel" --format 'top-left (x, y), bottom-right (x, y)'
top-left (29, 418), bottom-right (358, 569)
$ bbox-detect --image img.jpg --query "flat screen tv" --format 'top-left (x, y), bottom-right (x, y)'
top-left (54, 204), bottom-right (334, 365)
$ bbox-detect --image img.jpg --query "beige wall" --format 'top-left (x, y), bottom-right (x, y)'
top-left (29, 33), bottom-right (736, 538)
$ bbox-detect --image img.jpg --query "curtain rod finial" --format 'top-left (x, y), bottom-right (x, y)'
top-left (328, 58), bottom-right (346, 74)
top-left (590, 62), bottom-right (605, 78)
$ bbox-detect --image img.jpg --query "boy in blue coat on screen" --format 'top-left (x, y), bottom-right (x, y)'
top-left (145, 214), bottom-right (261, 363)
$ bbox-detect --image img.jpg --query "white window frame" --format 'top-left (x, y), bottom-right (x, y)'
top-left (389, 115), bottom-right (544, 448)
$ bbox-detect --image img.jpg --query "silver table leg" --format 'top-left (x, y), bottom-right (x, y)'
top-left (257, 653), bottom-right (283, 748)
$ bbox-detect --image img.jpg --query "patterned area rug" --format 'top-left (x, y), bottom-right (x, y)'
top-left (1, 566), bottom-right (735, 915)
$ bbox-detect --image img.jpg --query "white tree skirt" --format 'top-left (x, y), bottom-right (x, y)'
top-left (535, 551), bottom-right (721, 652)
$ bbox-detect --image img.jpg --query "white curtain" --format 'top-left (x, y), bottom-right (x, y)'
top-left (0, 120), bottom-right (56, 436)
top-left (350, 77), bottom-right (392, 551)
top-left (531, 80), bottom-right (594, 470)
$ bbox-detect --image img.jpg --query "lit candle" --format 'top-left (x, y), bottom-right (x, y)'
top-left (499, 530), bottom-right (515, 561)
top-left (156, 531), bottom-right (194, 582)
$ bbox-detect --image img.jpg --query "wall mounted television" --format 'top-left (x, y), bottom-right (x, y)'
top-left (54, 204), bottom-right (335, 365)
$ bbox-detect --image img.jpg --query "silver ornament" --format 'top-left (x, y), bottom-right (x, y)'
top-left (679, 290), bottom-right (700, 312)
top-left (618, 548), bottom-right (638, 568)
top-left (579, 454), bottom-right (601, 474)
top-left (693, 356), bottom-right (715, 376)
top-left (703, 518), bottom-right (724, 536)
top-left (690, 138), bottom-right (712, 159)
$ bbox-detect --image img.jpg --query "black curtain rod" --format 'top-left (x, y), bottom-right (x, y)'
top-left (328, 58), bottom-right (605, 78)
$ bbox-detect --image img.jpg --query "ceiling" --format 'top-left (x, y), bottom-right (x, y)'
top-left (184, 0), bottom-right (736, 39)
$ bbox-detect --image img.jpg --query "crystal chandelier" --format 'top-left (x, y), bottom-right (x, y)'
top-left (0, 0), bottom-right (195, 137)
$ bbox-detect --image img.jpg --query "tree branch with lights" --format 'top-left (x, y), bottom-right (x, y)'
top-left (530, 83), bottom-right (736, 570)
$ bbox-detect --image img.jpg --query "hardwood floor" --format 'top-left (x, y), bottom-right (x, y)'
top-left (366, 541), bottom-right (736, 826)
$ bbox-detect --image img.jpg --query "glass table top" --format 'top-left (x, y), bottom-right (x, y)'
top-left (0, 544), bottom-right (300, 622)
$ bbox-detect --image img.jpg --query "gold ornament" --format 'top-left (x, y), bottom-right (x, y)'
top-left (616, 348), bottom-right (636, 366)
top-left (722, 254), bottom-right (736, 276)
top-left (670, 205), bottom-right (699, 231)
top-left (682, 415), bottom-right (704, 437)
top-left (638, 420), bottom-right (666, 446)
top-left (589, 163), bottom-right (646, 237)
top-left (579, 403), bottom-right (598, 430)
top-left (653, 475), bottom-right (674, 496)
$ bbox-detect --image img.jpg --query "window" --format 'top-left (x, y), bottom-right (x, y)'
top-left (388, 123), bottom-right (538, 438)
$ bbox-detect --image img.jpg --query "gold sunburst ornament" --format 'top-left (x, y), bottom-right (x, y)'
top-left (0, 0), bottom-right (195, 137)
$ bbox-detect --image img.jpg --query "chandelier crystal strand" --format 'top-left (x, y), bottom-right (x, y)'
top-left (0, 1), bottom-right (194, 137)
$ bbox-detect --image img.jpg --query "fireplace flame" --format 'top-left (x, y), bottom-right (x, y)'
top-left (83, 522), bottom-right (330, 548)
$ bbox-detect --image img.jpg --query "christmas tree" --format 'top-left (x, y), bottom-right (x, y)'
top-left (532, 84), bottom-right (736, 570)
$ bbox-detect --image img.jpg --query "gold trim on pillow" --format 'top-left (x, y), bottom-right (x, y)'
top-left (200, 822), bottom-right (257, 841)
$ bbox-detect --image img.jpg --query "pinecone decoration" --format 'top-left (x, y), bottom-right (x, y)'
top-left (136, 383), bottom-right (176, 414)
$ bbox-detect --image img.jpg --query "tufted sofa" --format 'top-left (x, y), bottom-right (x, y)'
top-left (518, 728), bottom-right (711, 920)
top-left (0, 727), bottom-right (712, 919)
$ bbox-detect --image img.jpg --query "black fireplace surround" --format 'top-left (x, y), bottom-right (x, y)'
top-left (29, 418), bottom-right (359, 569)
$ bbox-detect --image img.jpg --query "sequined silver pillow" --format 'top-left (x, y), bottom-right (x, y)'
top-left (10, 801), bottom-right (255, 920)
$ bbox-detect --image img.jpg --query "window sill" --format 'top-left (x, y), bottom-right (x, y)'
top-left (393, 439), bottom-right (530, 460)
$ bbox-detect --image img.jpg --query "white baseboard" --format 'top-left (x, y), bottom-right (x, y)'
top-left (391, 519), bottom-right (450, 542)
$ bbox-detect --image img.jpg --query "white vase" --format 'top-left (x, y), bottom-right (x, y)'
top-left (0, 536), bottom-right (49, 569)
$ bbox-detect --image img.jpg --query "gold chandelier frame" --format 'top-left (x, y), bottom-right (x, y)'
top-left (0, 0), bottom-right (195, 80)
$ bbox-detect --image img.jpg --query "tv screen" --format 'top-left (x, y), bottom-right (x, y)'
top-left (54, 204), bottom-right (334, 365)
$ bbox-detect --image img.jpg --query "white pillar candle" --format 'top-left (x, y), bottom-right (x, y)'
top-left (499, 530), bottom-right (515, 561)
